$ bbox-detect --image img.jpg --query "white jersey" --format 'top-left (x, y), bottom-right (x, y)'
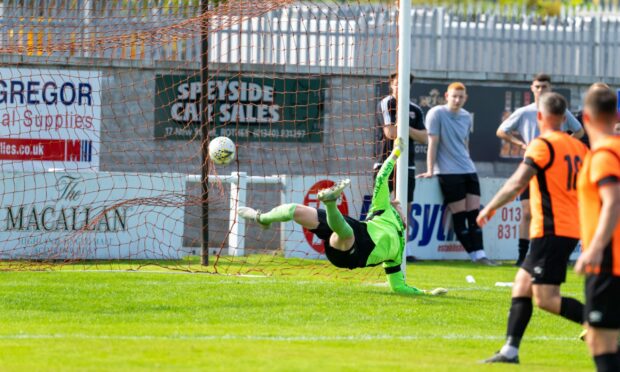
top-left (498, 103), bottom-right (582, 145)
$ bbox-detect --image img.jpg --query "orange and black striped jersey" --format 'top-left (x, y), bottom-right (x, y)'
top-left (578, 136), bottom-right (620, 276)
top-left (523, 131), bottom-right (588, 239)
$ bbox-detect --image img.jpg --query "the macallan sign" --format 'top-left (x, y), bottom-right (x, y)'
top-left (3, 175), bottom-right (129, 232)
top-left (0, 172), bottom-right (185, 259)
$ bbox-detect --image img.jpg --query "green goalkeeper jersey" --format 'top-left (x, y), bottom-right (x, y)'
top-left (363, 157), bottom-right (406, 269)
top-left (362, 156), bottom-right (426, 295)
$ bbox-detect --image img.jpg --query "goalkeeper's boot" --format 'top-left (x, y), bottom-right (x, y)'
top-left (579, 328), bottom-right (620, 346)
top-left (317, 179), bottom-right (351, 203)
top-left (424, 288), bottom-right (448, 296)
top-left (237, 207), bottom-right (271, 229)
top-left (476, 257), bottom-right (499, 266)
top-left (482, 352), bottom-right (519, 364)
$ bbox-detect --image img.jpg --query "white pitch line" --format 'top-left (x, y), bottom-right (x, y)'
top-left (0, 334), bottom-right (579, 342)
top-left (17, 269), bottom-right (270, 278)
top-left (0, 270), bottom-right (519, 289)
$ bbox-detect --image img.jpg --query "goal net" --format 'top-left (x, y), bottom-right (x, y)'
top-left (0, 0), bottom-right (399, 278)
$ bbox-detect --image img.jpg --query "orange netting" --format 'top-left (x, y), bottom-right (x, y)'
top-left (0, 0), bottom-right (398, 280)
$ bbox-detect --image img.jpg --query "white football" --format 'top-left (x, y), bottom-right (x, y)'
top-left (208, 136), bottom-right (236, 165)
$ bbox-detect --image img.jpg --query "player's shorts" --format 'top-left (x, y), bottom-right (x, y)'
top-left (585, 273), bottom-right (620, 329)
top-left (521, 236), bottom-right (578, 285)
top-left (373, 164), bottom-right (416, 203)
top-left (436, 173), bottom-right (481, 204)
top-left (310, 209), bottom-right (375, 270)
top-left (519, 186), bottom-right (530, 201)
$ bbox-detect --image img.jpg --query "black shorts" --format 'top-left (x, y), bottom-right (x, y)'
top-left (521, 236), bottom-right (578, 285)
top-left (373, 164), bottom-right (416, 203)
top-left (436, 173), bottom-right (481, 204)
top-left (519, 186), bottom-right (530, 201)
top-left (310, 209), bottom-right (375, 270)
top-left (585, 274), bottom-right (620, 329)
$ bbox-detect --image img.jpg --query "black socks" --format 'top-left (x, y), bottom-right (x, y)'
top-left (594, 353), bottom-right (620, 372)
top-left (506, 297), bottom-right (533, 348)
top-left (466, 210), bottom-right (483, 251)
top-left (559, 297), bottom-right (585, 325)
top-left (452, 211), bottom-right (472, 253)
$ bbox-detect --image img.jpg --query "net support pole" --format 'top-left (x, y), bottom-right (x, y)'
top-left (396, 0), bottom-right (411, 275)
top-left (200, 0), bottom-right (210, 265)
top-left (279, 175), bottom-right (288, 252)
top-left (229, 172), bottom-right (248, 257)
top-left (82, 0), bottom-right (92, 58)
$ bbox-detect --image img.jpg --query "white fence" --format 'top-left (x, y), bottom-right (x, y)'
top-left (2, 0), bottom-right (620, 77)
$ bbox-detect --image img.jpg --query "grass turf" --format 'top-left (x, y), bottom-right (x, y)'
top-left (0, 259), bottom-right (594, 371)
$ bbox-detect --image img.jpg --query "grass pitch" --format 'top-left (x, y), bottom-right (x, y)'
top-left (0, 258), bottom-right (594, 371)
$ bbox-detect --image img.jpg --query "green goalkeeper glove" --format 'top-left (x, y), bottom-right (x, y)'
top-left (386, 270), bottom-right (425, 295)
top-left (390, 137), bottom-right (404, 160)
top-left (385, 267), bottom-right (448, 296)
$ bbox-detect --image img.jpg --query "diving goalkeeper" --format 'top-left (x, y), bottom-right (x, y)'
top-left (238, 139), bottom-right (447, 296)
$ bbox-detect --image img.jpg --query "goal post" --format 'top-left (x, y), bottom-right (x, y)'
top-left (396, 0), bottom-right (412, 275)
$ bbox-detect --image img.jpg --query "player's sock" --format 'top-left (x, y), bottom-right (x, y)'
top-left (499, 345), bottom-right (519, 359)
top-left (559, 297), bottom-right (585, 324)
top-left (466, 210), bottom-right (484, 250)
top-left (517, 239), bottom-right (529, 265)
top-left (470, 249), bottom-right (490, 261)
top-left (324, 201), bottom-right (353, 239)
top-left (256, 203), bottom-right (297, 227)
top-left (466, 210), bottom-right (491, 262)
top-left (502, 297), bottom-right (533, 356)
top-left (594, 353), bottom-right (620, 372)
top-left (452, 211), bottom-right (473, 253)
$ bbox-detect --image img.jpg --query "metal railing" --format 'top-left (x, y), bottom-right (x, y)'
top-left (2, 0), bottom-right (620, 77)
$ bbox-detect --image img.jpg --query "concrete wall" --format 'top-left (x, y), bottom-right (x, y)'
top-left (5, 55), bottom-right (612, 251)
